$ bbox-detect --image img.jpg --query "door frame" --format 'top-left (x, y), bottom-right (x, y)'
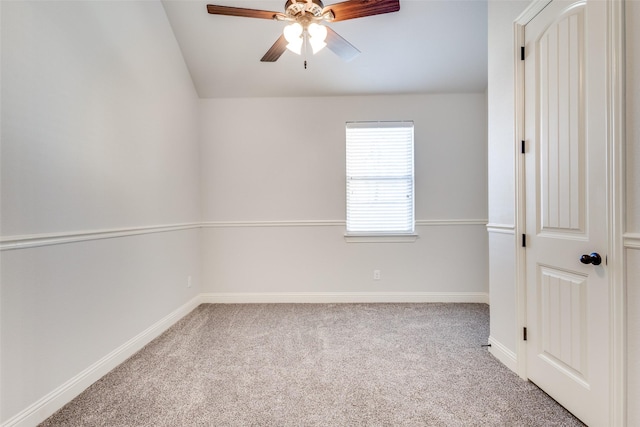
top-left (512, 0), bottom-right (627, 425)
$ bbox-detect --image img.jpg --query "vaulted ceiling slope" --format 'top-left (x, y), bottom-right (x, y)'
top-left (162, 0), bottom-right (488, 98)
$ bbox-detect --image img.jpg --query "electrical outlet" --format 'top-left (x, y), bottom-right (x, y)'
top-left (373, 270), bottom-right (381, 280)
top-left (187, 276), bottom-right (192, 288)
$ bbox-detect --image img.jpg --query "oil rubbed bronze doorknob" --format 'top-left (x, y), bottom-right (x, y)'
top-left (580, 252), bottom-right (602, 266)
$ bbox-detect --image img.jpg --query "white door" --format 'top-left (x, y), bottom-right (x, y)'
top-left (524, 0), bottom-right (610, 425)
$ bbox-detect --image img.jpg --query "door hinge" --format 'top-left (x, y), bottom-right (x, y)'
top-left (521, 140), bottom-right (526, 153)
top-left (523, 327), bottom-right (528, 341)
top-left (522, 234), bottom-right (527, 247)
top-left (521, 46), bottom-right (525, 60)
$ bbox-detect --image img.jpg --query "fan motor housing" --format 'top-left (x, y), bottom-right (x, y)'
top-left (285, 0), bottom-right (325, 18)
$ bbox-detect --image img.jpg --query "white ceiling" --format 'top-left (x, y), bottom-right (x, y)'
top-left (161, 0), bottom-right (487, 98)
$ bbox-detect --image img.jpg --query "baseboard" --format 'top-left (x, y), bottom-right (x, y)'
top-left (1, 296), bottom-right (202, 427)
top-left (200, 292), bottom-right (489, 304)
top-left (488, 336), bottom-right (518, 373)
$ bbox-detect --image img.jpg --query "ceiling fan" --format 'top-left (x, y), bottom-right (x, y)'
top-left (206, 0), bottom-right (400, 63)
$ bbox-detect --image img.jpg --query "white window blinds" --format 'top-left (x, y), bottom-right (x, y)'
top-left (346, 121), bottom-right (415, 234)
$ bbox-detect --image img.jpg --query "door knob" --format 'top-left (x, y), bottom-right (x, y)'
top-left (580, 252), bottom-right (602, 266)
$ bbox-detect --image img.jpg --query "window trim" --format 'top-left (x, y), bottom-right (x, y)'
top-left (343, 233), bottom-right (419, 243)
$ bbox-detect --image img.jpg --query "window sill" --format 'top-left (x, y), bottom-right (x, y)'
top-left (343, 234), bottom-right (419, 243)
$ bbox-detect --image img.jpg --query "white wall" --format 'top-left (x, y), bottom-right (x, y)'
top-left (626, 2), bottom-right (640, 425)
top-left (200, 94), bottom-right (489, 299)
top-left (486, 0), bottom-right (529, 366)
top-left (0, 1), bottom-right (201, 424)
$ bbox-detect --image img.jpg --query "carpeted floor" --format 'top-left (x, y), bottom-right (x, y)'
top-left (41, 303), bottom-right (584, 426)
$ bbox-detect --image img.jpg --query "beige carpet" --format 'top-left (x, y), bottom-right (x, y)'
top-left (41, 303), bottom-right (583, 426)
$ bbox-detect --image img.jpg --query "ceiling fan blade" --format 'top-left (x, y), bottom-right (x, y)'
top-left (325, 27), bottom-right (360, 62)
top-left (261, 34), bottom-right (288, 62)
top-left (206, 4), bottom-right (285, 20)
top-left (323, 0), bottom-right (400, 22)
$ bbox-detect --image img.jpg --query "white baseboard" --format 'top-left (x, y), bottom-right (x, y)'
top-left (1, 296), bottom-right (202, 427)
top-left (200, 292), bottom-right (489, 304)
top-left (488, 335), bottom-right (518, 373)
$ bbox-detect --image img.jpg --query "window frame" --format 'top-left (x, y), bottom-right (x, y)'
top-left (344, 121), bottom-right (417, 242)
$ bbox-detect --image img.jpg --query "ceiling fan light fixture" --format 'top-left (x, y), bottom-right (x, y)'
top-left (283, 22), bottom-right (303, 54)
top-left (207, 0), bottom-right (400, 63)
top-left (308, 23), bottom-right (327, 54)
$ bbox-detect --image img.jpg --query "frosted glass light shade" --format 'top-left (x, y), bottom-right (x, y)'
top-left (286, 38), bottom-right (303, 54)
top-left (284, 23), bottom-right (303, 54)
top-left (284, 22), bottom-right (303, 42)
top-left (308, 23), bottom-right (327, 54)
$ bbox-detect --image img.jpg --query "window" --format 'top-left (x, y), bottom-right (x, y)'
top-left (346, 121), bottom-right (415, 236)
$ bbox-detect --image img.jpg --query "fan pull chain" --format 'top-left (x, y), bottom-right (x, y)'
top-left (303, 32), bottom-right (308, 69)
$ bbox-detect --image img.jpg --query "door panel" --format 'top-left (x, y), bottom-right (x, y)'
top-left (538, 8), bottom-right (585, 234)
top-left (538, 265), bottom-right (587, 383)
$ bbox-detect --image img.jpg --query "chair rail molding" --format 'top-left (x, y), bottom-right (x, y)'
top-left (486, 223), bottom-right (516, 235)
top-left (0, 223), bottom-right (201, 251)
top-left (624, 233), bottom-right (640, 250)
top-left (1, 219), bottom-right (488, 251)
top-left (202, 219), bottom-right (488, 229)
